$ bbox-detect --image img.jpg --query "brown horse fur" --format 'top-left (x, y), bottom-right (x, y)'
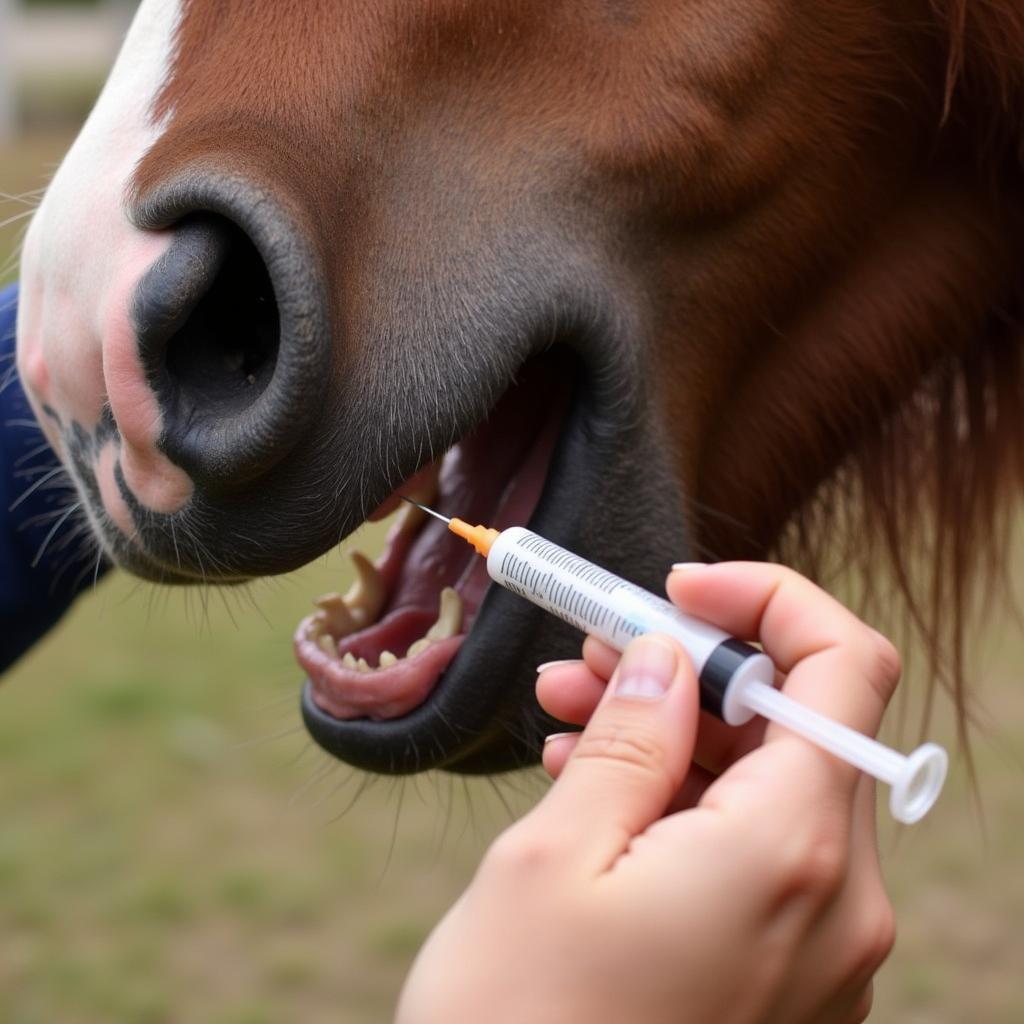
top-left (127, 0), bottom-right (1024, 759)
top-left (773, 0), bottom-right (1024, 763)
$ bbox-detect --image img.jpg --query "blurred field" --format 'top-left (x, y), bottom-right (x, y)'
top-left (4, 127), bottom-right (1024, 1023)
top-left (0, 530), bottom-right (539, 1024)
top-left (1, 134), bottom-right (71, 286)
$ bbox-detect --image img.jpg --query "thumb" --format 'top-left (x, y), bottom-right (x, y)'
top-left (533, 633), bottom-right (700, 874)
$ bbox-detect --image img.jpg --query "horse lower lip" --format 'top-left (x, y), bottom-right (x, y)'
top-left (300, 628), bottom-right (467, 720)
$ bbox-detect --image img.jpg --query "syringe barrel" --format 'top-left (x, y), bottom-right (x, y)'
top-left (486, 527), bottom-right (772, 723)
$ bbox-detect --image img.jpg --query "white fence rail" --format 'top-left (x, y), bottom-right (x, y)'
top-left (0, 0), bottom-right (15, 144)
top-left (0, 1), bottom-right (133, 143)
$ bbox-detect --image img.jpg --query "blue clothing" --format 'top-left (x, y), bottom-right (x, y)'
top-left (0, 284), bottom-right (109, 670)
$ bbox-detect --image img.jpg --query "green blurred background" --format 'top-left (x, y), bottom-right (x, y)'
top-left (2, 4), bottom-right (1022, 1021)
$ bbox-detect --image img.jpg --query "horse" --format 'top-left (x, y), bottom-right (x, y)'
top-left (14, 0), bottom-right (1024, 776)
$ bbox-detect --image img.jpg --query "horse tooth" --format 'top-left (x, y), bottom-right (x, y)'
top-left (317, 634), bottom-right (337, 658)
top-left (342, 652), bottom-right (358, 670)
top-left (406, 638), bottom-right (432, 658)
top-left (356, 657), bottom-right (371, 673)
top-left (379, 650), bottom-right (397, 668)
top-left (392, 499), bottom-right (427, 537)
top-left (343, 551), bottom-right (387, 627)
top-left (425, 587), bottom-right (463, 641)
top-left (314, 593), bottom-right (357, 636)
top-left (393, 466), bottom-right (441, 536)
top-left (409, 464), bottom-right (440, 507)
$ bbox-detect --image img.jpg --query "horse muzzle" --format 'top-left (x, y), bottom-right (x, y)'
top-left (26, 157), bottom-right (694, 772)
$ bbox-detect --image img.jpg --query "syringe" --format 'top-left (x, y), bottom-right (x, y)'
top-left (403, 499), bottom-right (948, 824)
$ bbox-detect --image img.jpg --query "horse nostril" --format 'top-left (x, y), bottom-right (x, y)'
top-left (132, 210), bottom-right (326, 489)
top-left (160, 218), bottom-right (280, 414)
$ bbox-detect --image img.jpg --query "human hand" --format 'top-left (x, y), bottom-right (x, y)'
top-left (397, 563), bottom-right (900, 1024)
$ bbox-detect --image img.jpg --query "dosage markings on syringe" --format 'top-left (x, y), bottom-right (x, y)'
top-left (499, 533), bottom-right (642, 642)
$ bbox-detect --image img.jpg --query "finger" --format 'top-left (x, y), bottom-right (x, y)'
top-left (765, 778), bottom-right (891, 1020)
top-left (536, 661), bottom-right (605, 725)
top-left (546, 734), bottom-right (715, 815)
top-left (587, 630), bottom-right (768, 775)
top-left (582, 635), bottom-right (620, 680)
top-left (532, 633), bottom-right (701, 874)
top-left (534, 640), bottom-right (619, 729)
top-left (545, 724), bottom-right (716, 811)
top-left (667, 563), bottom-right (901, 739)
top-left (843, 983), bottom-right (876, 1024)
top-left (541, 731), bottom-right (579, 777)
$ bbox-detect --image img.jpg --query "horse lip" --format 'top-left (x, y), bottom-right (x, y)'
top-left (298, 375), bottom-right (605, 773)
top-left (296, 296), bottom-right (665, 774)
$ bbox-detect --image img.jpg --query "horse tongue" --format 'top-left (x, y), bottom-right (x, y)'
top-left (385, 361), bottom-right (559, 612)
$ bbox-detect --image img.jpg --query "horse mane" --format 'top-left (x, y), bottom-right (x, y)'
top-left (775, 0), bottom-right (1024, 764)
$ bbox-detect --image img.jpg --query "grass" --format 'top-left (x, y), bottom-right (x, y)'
top-left (3, 129), bottom-right (1024, 1022)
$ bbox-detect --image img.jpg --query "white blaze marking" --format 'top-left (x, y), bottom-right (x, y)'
top-left (17, 0), bottom-right (194, 534)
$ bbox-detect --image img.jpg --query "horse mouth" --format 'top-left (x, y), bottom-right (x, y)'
top-left (294, 351), bottom-right (572, 740)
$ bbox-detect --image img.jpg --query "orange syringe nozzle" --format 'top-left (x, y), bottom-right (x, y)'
top-left (397, 497), bottom-right (500, 556)
top-left (448, 517), bottom-right (500, 557)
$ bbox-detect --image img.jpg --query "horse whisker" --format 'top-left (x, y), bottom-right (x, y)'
top-left (8, 465), bottom-right (67, 511)
top-left (0, 362), bottom-right (20, 396)
top-left (31, 503), bottom-right (83, 568)
top-left (0, 208), bottom-right (37, 231)
top-left (47, 520), bottom-right (93, 554)
top-left (0, 186), bottom-right (44, 202)
top-left (14, 441), bottom-right (54, 468)
top-left (17, 502), bottom-right (82, 530)
top-left (13, 462), bottom-right (60, 479)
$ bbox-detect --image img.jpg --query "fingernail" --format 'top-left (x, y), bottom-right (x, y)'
top-left (613, 636), bottom-right (677, 700)
top-left (671, 562), bottom-right (707, 571)
top-left (536, 660), bottom-right (579, 674)
top-left (544, 731), bottom-right (577, 745)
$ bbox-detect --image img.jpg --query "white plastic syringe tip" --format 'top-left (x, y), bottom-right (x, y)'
top-left (889, 742), bottom-right (948, 824)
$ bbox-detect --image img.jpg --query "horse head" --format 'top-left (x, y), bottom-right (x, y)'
top-left (16, 0), bottom-right (1024, 772)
